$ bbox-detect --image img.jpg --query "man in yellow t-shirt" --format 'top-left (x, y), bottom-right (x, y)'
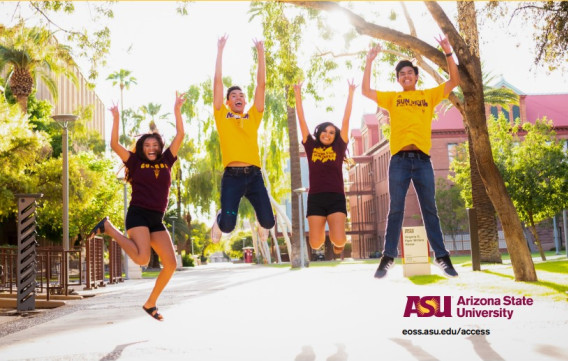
top-left (362, 34), bottom-right (460, 279)
top-left (210, 35), bottom-right (275, 244)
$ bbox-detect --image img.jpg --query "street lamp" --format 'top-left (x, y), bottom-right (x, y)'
top-left (52, 114), bottom-right (78, 253)
top-left (293, 187), bottom-right (308, 268)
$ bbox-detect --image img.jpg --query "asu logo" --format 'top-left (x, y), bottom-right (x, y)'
top-left (403, 296), bottom-right (452, 317)
top-left (312, 147), bottom-right (337, 163)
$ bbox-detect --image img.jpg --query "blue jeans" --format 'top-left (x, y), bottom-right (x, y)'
top-left (218, 166), bottom-right (275, 233)
top-left (383, 151), bottom-right (449, 259)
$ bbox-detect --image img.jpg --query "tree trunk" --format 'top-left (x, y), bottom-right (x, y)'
top-left (528, 221), bottom-right (546, 261)
top-left (467, 131), bottom-right (502, 263)
top-left (457, 2), bottom-right (502, 264)
top-left (287, 101), bottom-right (307, 268)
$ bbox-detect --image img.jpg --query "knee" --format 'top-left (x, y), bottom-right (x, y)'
top-left (259, 216), bottom-right (275, 230)
top-left (309, 238), bottom-right (325, 250)
top-left (219, 214), bottom-right (237, 233)
top-left (161, 258), bottom-right (177, 273)
top-left (133, 250), bottom-right (151, 266)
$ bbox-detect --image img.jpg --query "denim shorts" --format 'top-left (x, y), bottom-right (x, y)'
top-left (306, 192), bottom-right (347, 217)
top-left (125, 205), bottom-right (166, 233)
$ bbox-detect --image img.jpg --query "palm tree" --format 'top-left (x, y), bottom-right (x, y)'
top-left (0, 22), bottom-right (78, 113)
top-left (140, 102), bottom-right (168, 133)
top-left (106, 69), bottom-right (137, 146)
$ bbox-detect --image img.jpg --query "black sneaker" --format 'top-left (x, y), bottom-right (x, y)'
top-left (374, 256), bottom-right (394, 279)
top-left (434, 255), bottom-right (459, 278)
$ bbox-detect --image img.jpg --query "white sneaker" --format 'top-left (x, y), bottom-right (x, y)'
top-left (210, 211), bottom-right (222, 243)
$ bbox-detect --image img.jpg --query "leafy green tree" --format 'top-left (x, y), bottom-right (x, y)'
top-left (34, 152), bottom-right (124, 244)
top-left (0, 97), bottom-right (51, 219)
top-left (452, 114), bottom-right (568, 261)
top-left (0, 23), bottom-right (78, 113)
top-left (435, 178), bottom-right (467, 250)
top-left (493, 117), bottom-right (568, 260)
top-left (106, 69), bottom-right (137, 146)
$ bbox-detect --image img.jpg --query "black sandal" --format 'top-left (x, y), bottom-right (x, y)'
top-left (89, 216), bottom-right (108, 237)
top-left (142, 306), bottom-right (163, 321)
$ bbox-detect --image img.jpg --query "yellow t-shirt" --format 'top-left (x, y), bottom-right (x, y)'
top-left (214, 104), bottom-right (263, 168)
top-left (376, 83), bottom-right (446, 155)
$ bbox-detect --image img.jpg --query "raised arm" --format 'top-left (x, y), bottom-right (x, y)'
top-left (362, 44), bottom-right (382, 102)
top-left (253, 39), bottom-right (266, 113)
top-left (436, 34), bottom-right (460, 96)
top-left (340, 79), bottom-right (357, 143)
top-left (109, 104), bottom-right (130, 162)
top-left (293, 82), bottom-right (310, 143)
top-left (169, 91), bottom-right (186, 157)
top-left (213, 35), bottom-right (228, 111)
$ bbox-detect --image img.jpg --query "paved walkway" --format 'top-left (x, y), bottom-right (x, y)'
top-left (0, 262), bottom-right (567, 361)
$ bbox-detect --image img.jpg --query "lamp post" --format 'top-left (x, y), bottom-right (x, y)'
top-left (52, 114), bottom-right (78, 253)
top-left (117, 171), bottom-right (129, 279)
top-left (293, 187), bottom-right (308, 268)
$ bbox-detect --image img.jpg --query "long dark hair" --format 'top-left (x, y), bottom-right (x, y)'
top-left (313, 122), bottom-right (341, 148)
top-left (124, 133), bottom-right (165, 183)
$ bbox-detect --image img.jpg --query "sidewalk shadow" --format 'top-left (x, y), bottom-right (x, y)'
top-left (391, 338), bottom-right (439, 361)
top-left (295, 345), bottom-right (316, 361)
top-left (99, 340), bottom-right (148, 361)
top-left (466, 335), bottom-right (504, 361)
top-left (294, 344), bottom-right (349, 361)
top-left (326, 343), bottom-right (348, 361)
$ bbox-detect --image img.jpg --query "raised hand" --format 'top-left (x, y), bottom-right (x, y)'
top-left (218, 34), bottom-right (228, 52)
top-left (366, 44), bottom-right (382, 63)
top-left (347, 78), bottom-right (358, 93)
top-left (293, 81), bottom-right (304, 93)
top-left (253, 38), bottom-right (264, 54)
top-left (109, 102), bottom-right (119, 119)
top-left (175, 91), bottom-right (187, 110)
top-left (435, 34), bottom-right (451, 54)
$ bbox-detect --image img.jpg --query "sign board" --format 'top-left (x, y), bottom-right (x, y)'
top-left (400, 226), bottom-right (431, 277)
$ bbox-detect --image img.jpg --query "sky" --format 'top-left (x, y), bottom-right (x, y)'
top-left (2, 1), bottom-right (567, 142)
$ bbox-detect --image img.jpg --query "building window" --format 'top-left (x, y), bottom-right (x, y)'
top-left (448, 143), bottom-right (458, 164)
top-left (512, 105), bottom-right (520, 121)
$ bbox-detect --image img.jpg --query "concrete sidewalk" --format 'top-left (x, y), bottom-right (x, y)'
top-left (0, 262), bottom-right (567, 361)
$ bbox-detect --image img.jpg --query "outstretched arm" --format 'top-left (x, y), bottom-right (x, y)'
top-left (340, 79), bottom-right (357, 143)
top-left (253, 39), bottom-right (266, 113)
top-left (109, 104), bottom-right (130, 162)
top-left (362, 44), bottom-right (381, 102)
top-left (293, 81), bottom-right (310, 143)
top-left (169, 91), bottom-right (186, 157)
top-left (436, 34), bottom-right (460, 96)
top-left (213, 35), bottom-right (228, 111)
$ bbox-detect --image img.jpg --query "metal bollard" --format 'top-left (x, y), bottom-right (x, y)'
top-left (15, 193), bottom-right (43, 312)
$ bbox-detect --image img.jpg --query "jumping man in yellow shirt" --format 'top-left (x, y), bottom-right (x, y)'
top-left (210, 35), bottom-right (275, 243)
top-left (362, 34), bottom-right (460, 278)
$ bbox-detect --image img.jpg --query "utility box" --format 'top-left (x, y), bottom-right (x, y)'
top-left (243, 247), bottom-right (254, 263)
top-left (400, 226), bottom-right (431, 277)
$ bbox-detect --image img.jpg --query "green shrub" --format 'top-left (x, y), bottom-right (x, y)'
top-left (181, 253), bottom-right (195, 267)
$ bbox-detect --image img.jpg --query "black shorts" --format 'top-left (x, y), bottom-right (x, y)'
top-left (306, 192), bottom-right (347, 217)
top-left (125, 205), bottom-right (166, 233)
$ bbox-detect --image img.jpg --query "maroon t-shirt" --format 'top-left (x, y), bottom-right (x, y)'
top-left (302, 136), bottom-right (347, 194)
top-left (125, 147), bottom-right (177, 213)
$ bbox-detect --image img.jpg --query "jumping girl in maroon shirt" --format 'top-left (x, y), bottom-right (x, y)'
top-left (293, 80), bottom-right (356, 256)
top-left (88, 91), bottom-right (186, 321)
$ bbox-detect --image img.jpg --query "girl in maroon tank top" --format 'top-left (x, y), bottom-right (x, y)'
top-left (88, 91), bottom-right (186, 321)
top-left (293, 80), bottom-right (356, 258)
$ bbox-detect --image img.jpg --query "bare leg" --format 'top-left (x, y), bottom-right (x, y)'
top-left (101, 219), bottom-right (151, 266)
top-left (307, 216), bottom-right (327, 250)
top-left (142, 230), bottom-right (177, 320)
top-left (327, 212), bottom-right (347, 249)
